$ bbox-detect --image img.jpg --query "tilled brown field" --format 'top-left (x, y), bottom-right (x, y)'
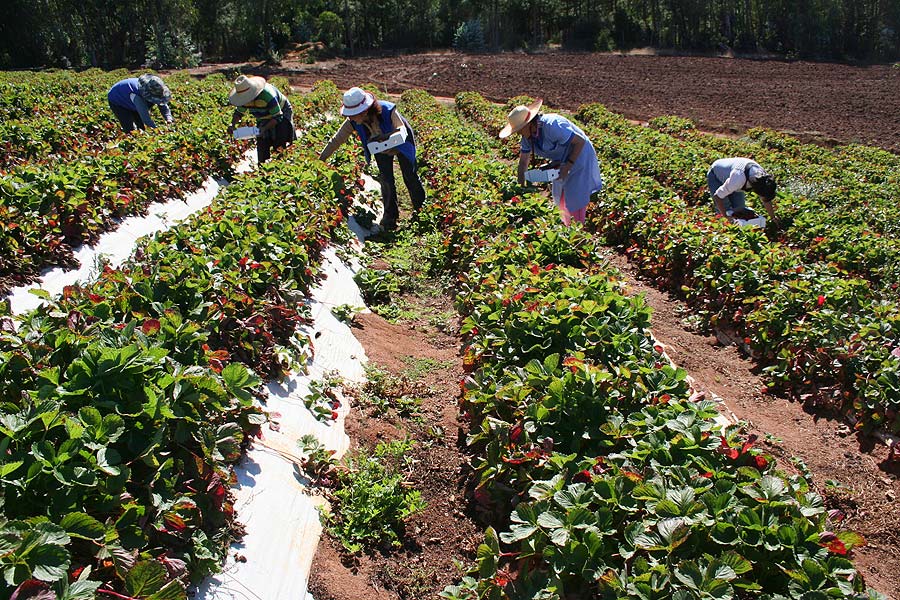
top-left (196, 51), bottom-right (900, 151)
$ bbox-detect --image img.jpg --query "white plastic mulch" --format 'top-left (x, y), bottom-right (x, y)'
top-left (6, 152), bottom-right (256, 316)
top-left (193, 174), bottom-right (384, 600)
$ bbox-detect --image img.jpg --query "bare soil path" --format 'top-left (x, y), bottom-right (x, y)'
top-left (308, 306), bottom-right (481, 600)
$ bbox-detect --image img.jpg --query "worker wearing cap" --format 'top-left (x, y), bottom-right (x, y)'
top-left (107, 74), bottom-right (173, 133)
top-left (319, 87), bottom-right (425, 231)
top-left (227, 75), bottom-right (296, 163)
top-left (500, 99), bottom-right (603, 226)
top-left (707, 157), bottom-right (777, 222)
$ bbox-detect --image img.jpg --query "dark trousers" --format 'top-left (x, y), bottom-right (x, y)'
top-left (374, 151), bottom-right (426, 228)
top-left (109, 101), bottom-right (145, 133)
top-left (257, 101), bottom-right (296, 163)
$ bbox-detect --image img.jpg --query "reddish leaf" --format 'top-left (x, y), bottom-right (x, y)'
top-left (823, 539), bottom-right (848, 555)
top-left (164, 514), bottom-right (187, 531)
top-left (141, 319), bottom-right (161, 335)
top-left (11, 580), bottom-right (54, 600)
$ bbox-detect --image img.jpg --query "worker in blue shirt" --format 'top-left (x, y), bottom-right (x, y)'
top-left (107, 74), bottom-right (173, 133)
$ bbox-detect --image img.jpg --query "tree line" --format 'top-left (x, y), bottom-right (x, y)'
top-left (2, 0), bottom-right (898, 69)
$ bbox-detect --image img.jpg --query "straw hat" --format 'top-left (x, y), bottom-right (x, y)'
top-left (229, 75), bottom-right (266, 106)
top-left (137, 74), bottom-right (171, 105)
top-left (499, 98), bottom-right (543, 138)
top-left (341, 87), bottom-right (375, 116)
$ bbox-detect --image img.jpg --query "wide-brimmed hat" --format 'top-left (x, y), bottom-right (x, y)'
top-left (499, 98), bottom-right (543, 138)
top-left (137, 74), bottom-right (171, 105)
top-left (341, 87), bottom-right (375, 116)
top-left (229, 75), bottom-right (266, 106)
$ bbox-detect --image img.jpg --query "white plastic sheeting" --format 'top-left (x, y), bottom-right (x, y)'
top-left (194, 245), bottom-right (370, 600)
top-left (193, 176), bottom-right (382, 600)
top-left (5, 152), bottom-right (256, 316)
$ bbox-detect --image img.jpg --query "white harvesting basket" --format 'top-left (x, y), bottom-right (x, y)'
top-left (735, 216), bottom-right (766, 228)
top-left (525, 167), bottom-right (560, 183)
top-left (233, 126), bottom-right (260, 140)
top-left (367, 128), bottom-right (407, 154)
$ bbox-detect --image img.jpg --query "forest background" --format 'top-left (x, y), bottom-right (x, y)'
top-left (3, 0), bottom-right (900, 69)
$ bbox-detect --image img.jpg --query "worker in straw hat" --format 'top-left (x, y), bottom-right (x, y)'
top-left (227, 75), bottom-right (296, 163)
top-left (318, 86), bottom-right (425, 231)
top-left (107, 74), bottom-right (173, 133)
top-left (500, 99), bottom-right (603, 226)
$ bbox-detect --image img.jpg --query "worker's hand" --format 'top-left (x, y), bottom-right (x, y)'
top-left (559, 163), bottom-right (572, 179)
top-left (227, 124), bottom-right (235, 137)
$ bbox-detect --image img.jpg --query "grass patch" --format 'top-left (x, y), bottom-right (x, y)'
top-left (321, 439), bottom-right (425, 554)
top-left (358, 363), bottom-right (423, 418)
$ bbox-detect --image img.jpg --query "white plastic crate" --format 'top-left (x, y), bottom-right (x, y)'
top-left (367, 128), bottom-right (407, 154)
top-left (233, 126), bottom-right (259, 140)
top-left (735, 216), bottom-right (766, 228)
top-left (524, 167), bottom-right (560, 183)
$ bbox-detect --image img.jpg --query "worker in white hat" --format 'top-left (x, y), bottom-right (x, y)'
top-left (500, 98), bottom-right (603, 226)
top-left (319, 86), bottom-right (425, 231)
top-left (227, 75), bottom-right (296, 163)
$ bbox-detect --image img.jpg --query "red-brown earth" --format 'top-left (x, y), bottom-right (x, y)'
top-left (191, 50), bottom-right (900, 151)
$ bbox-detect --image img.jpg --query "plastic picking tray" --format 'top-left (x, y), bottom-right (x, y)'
top-left (367, 129), bottom-right (407, 154)
top-left (735, 216), bottom-right (766, 228)
top-left (233, 126), bottom-right (260, 140)
top-left (524, 167), bottom-right (560, 183)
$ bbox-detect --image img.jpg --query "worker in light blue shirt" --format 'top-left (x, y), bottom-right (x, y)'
top-left (500, 98), bottom-right (603, 226)
top-left (707, 157), bottom-right (777, 222)
top-left (107, 74), bottom-right (173, 133)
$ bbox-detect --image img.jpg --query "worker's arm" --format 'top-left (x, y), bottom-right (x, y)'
top-left (761, 197), bottom-right (777, 221)
top-left (227, 109), bottom-right (245, 136)
top-left (131, 94), bottom-right (157, 128)
top-left (559, 134), bottom-right (585, 179)
top-left (713, 195), bottom-right (731, 219)
top-left (319, 119), bottom-right (355, 162)
top-left (157, 102), bottom-right (173, 124)
top-left (517, 151), bottom-right (532, 185)
top-left (714, 168), bottom-right (747, 200)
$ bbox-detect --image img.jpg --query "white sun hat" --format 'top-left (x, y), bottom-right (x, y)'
top-left (340, 87), bottom-right (375, 116)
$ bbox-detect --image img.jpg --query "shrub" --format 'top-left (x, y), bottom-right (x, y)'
top-left (317, 11), bottom-right (344, 51)
top-left (453, 19), bottom-right (486, 52)
top-left (144, 26), bottom-right (201, 69)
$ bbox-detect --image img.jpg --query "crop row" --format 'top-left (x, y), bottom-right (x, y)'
top-left (455, 91), bottom-right (900, 435)
top-left (399, 89), bottom-right (882, 599)
top-left (0, 72), bottom-right (253, 297)
top-left (573, 105), bottom-right (900, 290)
top-left (0, 81), bottom-right (358, 597)
top-left (459, 92), bottom-right (900, 291)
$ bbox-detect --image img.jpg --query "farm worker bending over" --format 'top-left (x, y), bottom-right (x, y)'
top-left (318, 87), bottom-right (426, 231)
top-left (707, 157), bottom-right (777, 222)
top-left (500, 98), bottom-right (603, 226)
top-left (227, 75), bottom-right (297, 164)
top-left (107, 74), bottom-right (173, 133)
